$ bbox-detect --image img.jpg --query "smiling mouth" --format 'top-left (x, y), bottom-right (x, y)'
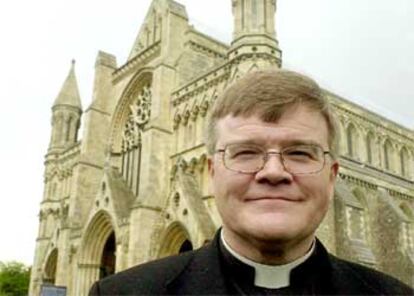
top-left (246, 197), bottom-right (297, 202)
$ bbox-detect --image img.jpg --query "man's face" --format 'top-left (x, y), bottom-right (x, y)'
top-left (208, 105), bottom-right (338, 250)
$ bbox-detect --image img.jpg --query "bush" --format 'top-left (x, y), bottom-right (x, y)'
top-left (0, 262), bottom-right (30, 296)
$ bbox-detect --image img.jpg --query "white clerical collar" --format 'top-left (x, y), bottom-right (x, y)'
top-left (220, 231), bottom-right (315, 289)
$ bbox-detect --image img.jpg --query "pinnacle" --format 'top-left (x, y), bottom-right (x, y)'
top-left (53, 60), bottom-right (82, 109)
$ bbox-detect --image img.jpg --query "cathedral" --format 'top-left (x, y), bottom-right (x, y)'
top-left (29, 0), bottom-right (414, 295)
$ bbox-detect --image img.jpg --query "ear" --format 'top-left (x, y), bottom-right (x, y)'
top-left (330, 160), bottom-right (339, 180)
top-left (327, 160), bottom-right (339, 202)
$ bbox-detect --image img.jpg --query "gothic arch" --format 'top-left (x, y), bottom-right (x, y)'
top-left (109, 69), bottom-right (153, 153)
top-left (157, 221), bottom-right (193, 258)
top-left (346, 122), bottom-right (359, 158)
top-left (365, 131), bottom-right (375, 165)
top-left (336, 118), bottom-right (347, 155)
top-left (383, 139), bottom-right (394, 171)
top-left (43, 248), bottom-right (58, 284)
top-left (400, 146), bottom-right (410, 177)
top-left (76, 210), bottom-right (116, 295)
top-left (109, 70), bottom-right (153, 196)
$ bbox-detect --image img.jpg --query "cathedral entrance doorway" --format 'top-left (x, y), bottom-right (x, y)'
top-left (43, 248), bottom-right (58, 284)
top-left (99, 231), bottom-right (116, 279)
top-left (76, 211), bottom-right (116, 295)
top-left (158, 222), bottom-right (193, 258)
top-left (179, 239), bottom-right (193, 253)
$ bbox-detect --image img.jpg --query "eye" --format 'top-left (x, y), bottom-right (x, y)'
top-left (227, 145), bottom-right (262, 159)
top-left (233, 149), bottom-right (260, 158)
top-left (284, 146), bottom-right (319, 160)
top-left (288, 149), bottom-right (312, 156)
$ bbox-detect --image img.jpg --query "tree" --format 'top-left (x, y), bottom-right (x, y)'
top-left (0, 261), bottom-right (30, 296)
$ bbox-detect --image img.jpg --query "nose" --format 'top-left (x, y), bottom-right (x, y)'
top-left (254, 152), bottom-right (293, 184)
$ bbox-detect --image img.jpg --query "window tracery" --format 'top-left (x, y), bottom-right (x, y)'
top-left (121, 84), bottom-right (152, 196)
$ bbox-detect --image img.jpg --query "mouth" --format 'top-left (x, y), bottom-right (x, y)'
top-left (246, 196), bottom-right (298, 202)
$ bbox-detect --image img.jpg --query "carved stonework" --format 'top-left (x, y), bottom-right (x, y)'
top-left (401, 222), bottom-right (414, 252)
top-left (346, 206), bottom-right (367, 241)
top-left (122, 84), bottom-right (151, 149)
top-left (122, 86), bottom-right (151, 146)
top-left (68, 244), bottom-right (77, 263)
top-left (120, 84), bottom-right (152, 196)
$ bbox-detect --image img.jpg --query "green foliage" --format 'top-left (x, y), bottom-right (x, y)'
top-left (0, 261), bottom-right (30, 296)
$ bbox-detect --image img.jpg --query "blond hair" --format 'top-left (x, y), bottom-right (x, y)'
top-left (205, 68), bottom-right (339, 157)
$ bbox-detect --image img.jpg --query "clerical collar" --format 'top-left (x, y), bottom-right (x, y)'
top-left (220, 231), bottom-right (315, 289)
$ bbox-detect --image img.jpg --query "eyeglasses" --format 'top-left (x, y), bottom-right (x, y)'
top-left (216, 143), bottom-right (331, 175)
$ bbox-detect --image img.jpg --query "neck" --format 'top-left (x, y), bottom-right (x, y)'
top-left (222, 228), bottom-right (315, 265)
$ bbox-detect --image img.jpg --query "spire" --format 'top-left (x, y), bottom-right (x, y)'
top-left (53, 60), bottom-right (82, 110)
top-left (48, 60), bottom-right (83, 152)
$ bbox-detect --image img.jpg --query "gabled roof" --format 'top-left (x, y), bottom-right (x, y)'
top-left (53, 60), bottom-right (82, 109)
top-left (105, 167), bottom-right (136, 220)
top-left (128, 0), bottom-right (188, 60)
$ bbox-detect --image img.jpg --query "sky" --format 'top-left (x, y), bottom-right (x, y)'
top-left (0, 0), bottom-right (413, 265)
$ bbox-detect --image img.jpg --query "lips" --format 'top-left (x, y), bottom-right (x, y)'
top-left (246, 196), bottom-right (298, 202)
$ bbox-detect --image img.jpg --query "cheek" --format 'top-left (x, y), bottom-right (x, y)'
top-left (212, 168), bottom-right (251, 200)
top-left (295, 174), bottom-right (333, 205)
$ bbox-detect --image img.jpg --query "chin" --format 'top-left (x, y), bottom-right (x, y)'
top-left (246, 218), bottom-right (308, 243)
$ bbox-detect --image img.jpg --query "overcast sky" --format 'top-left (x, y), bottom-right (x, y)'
top-left (0, 0), bottom-right (413, 265)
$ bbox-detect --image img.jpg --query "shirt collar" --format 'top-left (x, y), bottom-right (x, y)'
top-left (220, 231), bottom-right (315, 289)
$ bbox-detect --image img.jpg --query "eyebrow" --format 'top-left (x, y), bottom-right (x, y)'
top-left (224, 138), bottom-right (324, 148)
top-left (280, 139), bottom-right (323, 147)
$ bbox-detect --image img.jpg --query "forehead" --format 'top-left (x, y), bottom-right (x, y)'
top-left (216, 105), bottom-right (330, 147)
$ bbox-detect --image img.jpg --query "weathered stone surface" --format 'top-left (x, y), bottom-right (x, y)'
top-left (30, 1), bottom-right (414, 295)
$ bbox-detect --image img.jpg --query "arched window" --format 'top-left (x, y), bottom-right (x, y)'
top-left (366, 132), bottom-right (375, 164)
top-left (400, 147), bottom-right (409, 177)
top-left (384, 140), bottom-right (393, 171)
top-left (120, 84), bottom-right (152, 196)
top-left (66, 116), bottom-right (73, 142)
top-left (346, 123), bottom-right (357, 158)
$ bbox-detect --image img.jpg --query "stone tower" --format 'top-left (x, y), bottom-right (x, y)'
top-left (30, 1), bottom-right (414, 295)
top-left (31, 61), bottom-right (82, 290)
top-left (48, 60), bottom-right (82, 152)
top-left (229, 0), bottom-right (282, 73)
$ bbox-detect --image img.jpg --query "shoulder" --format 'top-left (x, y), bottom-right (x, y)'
top-left (89, 250), bottom-right (195, 295)
top-left (329, 255), bottom-right (413, 295)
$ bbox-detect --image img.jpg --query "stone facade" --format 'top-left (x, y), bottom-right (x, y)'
top-left (30, 0), bottom-right (414, 295)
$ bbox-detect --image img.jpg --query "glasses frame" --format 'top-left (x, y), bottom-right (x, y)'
top-left (216, 144), bottom-right (331, 175)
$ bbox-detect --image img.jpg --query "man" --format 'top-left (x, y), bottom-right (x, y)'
top-left (90, 69), bottom-right (413, 295)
